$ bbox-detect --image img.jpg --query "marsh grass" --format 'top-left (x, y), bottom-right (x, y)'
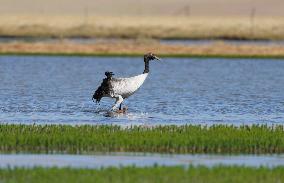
top-left (1, 15), bottom-right (284, 40)
top-left (0, 166), bottom-right (284, 183)
top-left (0, 124), bottom-right (284, 154)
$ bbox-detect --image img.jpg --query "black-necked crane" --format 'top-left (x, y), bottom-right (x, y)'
top-left (92, 53), bottom-right (161, 112)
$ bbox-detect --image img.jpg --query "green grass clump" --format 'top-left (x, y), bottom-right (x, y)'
top-left (0, 166), bottom-right (284, 183)
top-left (0, 124), bottom-right (284, 154)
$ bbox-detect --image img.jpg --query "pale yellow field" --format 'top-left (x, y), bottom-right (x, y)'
top-left (0, 15), bottom-right (284, 40)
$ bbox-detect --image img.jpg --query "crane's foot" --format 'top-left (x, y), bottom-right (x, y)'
top-left (116, 106), bottom-right (128, 114)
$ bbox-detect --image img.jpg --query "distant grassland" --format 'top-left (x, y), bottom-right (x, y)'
top-left (1, 41), bottom-right (284, 58)
top-left (1, 166), bottom-right (284, 183)
top-left (1, 15), bottom-right (284, 40)
top-left (1, 124), bottom-right (284, 154)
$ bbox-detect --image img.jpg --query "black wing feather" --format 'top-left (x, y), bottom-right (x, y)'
top-left (92, 72), bottom-right (114, 103)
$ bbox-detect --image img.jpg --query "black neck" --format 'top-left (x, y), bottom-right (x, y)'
top-left (143, 59), bottom-right (149, 74)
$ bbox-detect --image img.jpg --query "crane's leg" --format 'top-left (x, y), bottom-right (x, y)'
top-left (111, 95), bottom-right (123, 111)
top-left (119, 103), bottom-right (122, 110)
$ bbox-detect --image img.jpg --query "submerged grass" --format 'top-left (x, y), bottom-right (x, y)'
top-left (0, 166), bottom-right (284, 183)
top-left (0, 124), bottom-right (284, 154)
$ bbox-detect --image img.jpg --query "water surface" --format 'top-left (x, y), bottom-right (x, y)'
top-left (1, 153), bottom-right (284, 168)
top-left (2, 37), bottom-right (284, 46)
top-left (0, 56), bottom-right (283, 125)
top-left (160, 39), bottom-right (284, 46)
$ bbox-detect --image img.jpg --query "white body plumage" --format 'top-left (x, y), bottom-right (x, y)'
top-left (110, 73), bottom-right (148, 99)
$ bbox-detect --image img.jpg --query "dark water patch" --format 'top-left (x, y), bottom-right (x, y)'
top-left (2, 37), bottom-right (284, 46)
top-left (160, 39), bottom-right (284, 46)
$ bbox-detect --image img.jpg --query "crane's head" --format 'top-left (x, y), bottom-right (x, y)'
top-left (144, 52), bottom-right (161, 62)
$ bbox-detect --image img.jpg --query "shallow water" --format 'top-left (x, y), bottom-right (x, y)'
top-left (0, 56), bottom-right (283, 125)
top-left (1, 153), bottom-right (284, 168)
top-left (2, 37), bottom-right (284, 46)
top-left (160, 39), bottom-right (284, 46)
